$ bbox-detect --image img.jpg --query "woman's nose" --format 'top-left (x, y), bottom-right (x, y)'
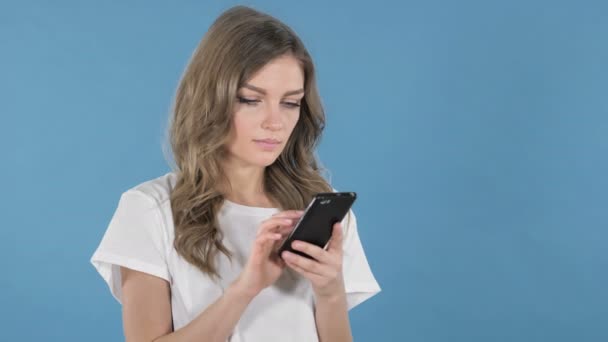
top-left (262, 105), bottom-right (284, 130)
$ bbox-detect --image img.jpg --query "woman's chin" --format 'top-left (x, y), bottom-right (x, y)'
top-left (253, 154), bottom-right (280, 167)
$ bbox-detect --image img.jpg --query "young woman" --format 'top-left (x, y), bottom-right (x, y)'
top-left (91, 5), bottom-right (380, 342)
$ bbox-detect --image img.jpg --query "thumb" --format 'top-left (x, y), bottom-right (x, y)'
top-left (327, 222), bottom-right (343, 252)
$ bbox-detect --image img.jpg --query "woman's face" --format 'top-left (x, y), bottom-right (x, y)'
top-left (225, 54), bottom-right (304, 168)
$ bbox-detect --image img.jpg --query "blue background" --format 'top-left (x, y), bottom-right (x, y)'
top-left (1, 0), bottom-right (607, 341)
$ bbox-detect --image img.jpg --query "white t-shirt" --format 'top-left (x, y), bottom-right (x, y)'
top-left (90, 172), bottom-right (381, 341)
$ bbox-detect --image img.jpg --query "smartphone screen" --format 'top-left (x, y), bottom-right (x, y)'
top-left (277, 192), bottom-right (356, 259)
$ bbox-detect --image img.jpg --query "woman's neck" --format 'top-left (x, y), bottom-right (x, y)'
top-left (220, 159), bottom-right (275, 208)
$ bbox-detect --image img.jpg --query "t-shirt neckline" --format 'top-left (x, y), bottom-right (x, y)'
top-left (222, 198), bottom-right (280, 216)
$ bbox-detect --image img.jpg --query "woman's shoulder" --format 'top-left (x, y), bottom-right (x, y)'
top-left (123, 171), bottom-right (178, 206)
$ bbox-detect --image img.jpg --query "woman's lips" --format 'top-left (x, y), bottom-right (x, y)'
top-left (253, 139), bottom-right (281, 151)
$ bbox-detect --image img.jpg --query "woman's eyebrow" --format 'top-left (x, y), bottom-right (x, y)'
top-left (243, 83), bottom-right (304, 96)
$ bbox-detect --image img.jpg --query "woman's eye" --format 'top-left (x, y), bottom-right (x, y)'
top-left (237, 96), bottom-right (259, 106)
top-left (283, 102), bottom-right (301, 108)
top-left (237, 96), bottom-right (300, 109)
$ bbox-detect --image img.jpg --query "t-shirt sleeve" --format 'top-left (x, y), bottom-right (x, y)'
top-left (90, 190), bottom-right (171, 304)
top-left (341, 209), bottom-right (381, 310)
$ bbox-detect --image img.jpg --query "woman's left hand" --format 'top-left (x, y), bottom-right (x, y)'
top-left (281, 222), bottom-right (345, 299)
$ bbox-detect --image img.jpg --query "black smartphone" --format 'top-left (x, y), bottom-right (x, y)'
top-left (277, 192), bottom-right (357, 260)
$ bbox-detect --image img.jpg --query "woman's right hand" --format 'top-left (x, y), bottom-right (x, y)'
top-left (234, 210), bottom-right (304, 297)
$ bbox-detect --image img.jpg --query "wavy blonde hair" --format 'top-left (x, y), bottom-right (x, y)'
top-left (162, 5), bottom-right (337, 279)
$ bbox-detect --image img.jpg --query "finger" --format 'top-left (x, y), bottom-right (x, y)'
top-left (253, 232), bottom-right (283, 251)
top-left (327, 222), bottom-right (344, 253)
top-left (251, 236), bottom-right (281, 264)
top-left (260, 211), bottom-right (305, 233)
top-left (257, 217), bottom-right (296, 236)
top-left (281, 251), bottom-right (332, 277)
top-left (272, 254), bottom-right (287, 268)
top-left (290, 240), bottom-right (332, 264)
top-left (271, 210), bottom-right (305, 218)
top-left (277, 224), bottom-right (296, 233)
top-left (284, 258), bottom-right (323, 282)
top-left (271, 224), bottom-right (295, 242)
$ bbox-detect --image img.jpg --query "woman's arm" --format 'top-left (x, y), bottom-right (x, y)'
top-left (119, 212), bottom-right (303, 341)
top-left (120, 267), bottom-right (256, 342)
top-left (281, 222), bottom-right (353, 342)
top-left (313, 282), bottom-right (353, 342)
